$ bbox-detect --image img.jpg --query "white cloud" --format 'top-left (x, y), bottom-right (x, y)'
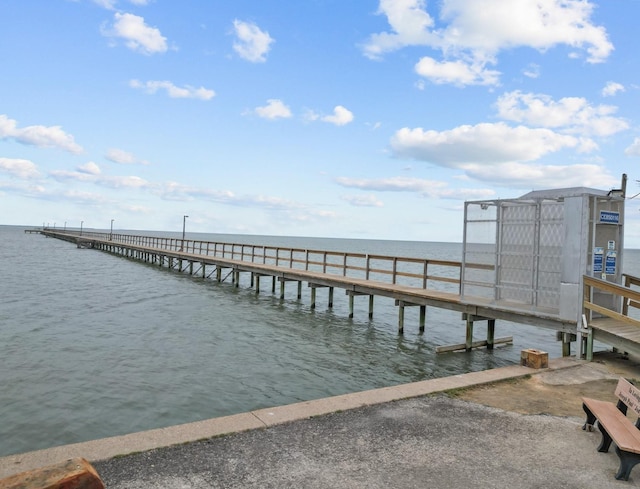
top-left (522, 63), bottom-right (540, 79)
top-left (602, 81), bottom-right (625, 97)
top-left (321, 106), bottom-right (354, 126)
top-left (89, 0), bottom-right (150, 8)
top-left (106, 148), bottom-right (149, 165)
top-left (129, 79), bottom-right (215, 100)
top-left (99, 175), bottom-right (150, 188)
top-left (415, 57), bottom-right (500, 86)
top-left (232, 20), bottom-right (274, 63)
top-left (390, 122), bottom-right (585, 166)
top-left (103, 12), bottom-right (168, 55)
top-left (0, 115), bottom-right (83, 154)
top-left (49, 169), bottom-right (97, 183)
top-left (363, 0), bottom-right (613, 86)
top-left (438, 0), bottom-right (613, 63)
top-left (335, 176), bottom-right (495, 200)
top-left (461, 162), bottom-right (617, 189)
top-left (78, 162), bottom-right (101, 175)
top-left (0, 158), bottom-right (41, 179)
top-left (254, 99), bottom-right (292, 120)
top-left (341, 194), bottom-right (384, 207)
top-left (362, 0), bottom-right (436, 60)
top-left (625, 138), bottom-right (640, 157)
top-left (496, 90), bottom-right (629, 137)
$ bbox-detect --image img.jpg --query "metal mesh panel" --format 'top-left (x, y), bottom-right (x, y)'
top-left (462, 198), bottom-right (564, 315)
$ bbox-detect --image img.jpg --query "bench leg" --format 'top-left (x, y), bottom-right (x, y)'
top-left (582, 403), bottom-right (597, 431)
top-left (596, 422), bottom-right (614, 453)
top-left (615, 446), bottom-right (640, 481)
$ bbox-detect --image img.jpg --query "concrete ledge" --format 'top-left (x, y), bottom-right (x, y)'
top-left (0, 357), bottom-right (581, 479)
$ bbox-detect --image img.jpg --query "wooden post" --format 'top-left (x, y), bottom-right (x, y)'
top-left (256, 275), bottom-right (261, 294)
top-left (202, 263), bottom-right (206, 278)
top-left (272, 276), bottom-right (276, 293)
top-left (369, 295), bottom-right (374, 319)
top-left (216, 266), bottom-right (222, 282)
top-left (487, 319), bottom-right (495, 350)
top-left (349, 293), bottom-right (354, 318)
top-left (465, 317), bottom-right (474, 351)
top-left (280, 279), bottom-right (285, 299)
top-left (311, 287), bottom-right (317, 309)
top-left (328, 287), bottom-right (334, 308)
top-left (419, 305), bottom-right (426, 333)
top-left (250, 272), bottom-right (254, 287)
top-left (297, 281), bottom-right (302, 300)
top-left (586, 328), bottom-right (594, 361)
top-left (398, 301), bottom-right (405, 334)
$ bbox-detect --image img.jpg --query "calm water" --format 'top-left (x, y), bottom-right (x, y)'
top-left (1, 225), bottom-right (638, 457)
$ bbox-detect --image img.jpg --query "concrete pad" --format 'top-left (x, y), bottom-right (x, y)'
top-left (0, 413), bottom-right (265, 479)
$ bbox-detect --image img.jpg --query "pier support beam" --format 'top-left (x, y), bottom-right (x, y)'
top-left (487, 319), bottom-right (496, 350)
top-left (369, 295), bottom-right (374, 319)
top-left (465, 317), bottom-right (474, 351)
top-left (557, 331), bottom-right (576, 357)
top-left (309, 284), bottom-right (333, 310)
top-left (395, 300), bottom-right (424, 335)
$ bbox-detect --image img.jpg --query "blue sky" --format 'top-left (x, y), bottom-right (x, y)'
top-left (1, 0), bottom-right (639, 246)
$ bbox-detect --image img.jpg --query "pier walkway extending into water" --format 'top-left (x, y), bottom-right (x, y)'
top-left (34, 229), bottom-right (640, 358)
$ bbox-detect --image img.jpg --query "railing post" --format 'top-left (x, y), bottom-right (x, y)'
top-left (423, 260), bottom-right (428, 289)
top-left (343, 253), bottom-right (347, 277)
top-left (392, 257), bottom-right (397, 284)
top-left (366, 255), bottom-right (370, 280)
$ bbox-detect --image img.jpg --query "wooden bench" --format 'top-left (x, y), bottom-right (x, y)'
top-left (582, 378), bottom-right (640, 481)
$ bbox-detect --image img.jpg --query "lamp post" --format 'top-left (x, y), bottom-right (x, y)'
top-left (110, 219), bottom-right (114, 241)
top-left (80, 220), bottom-right (84, 236)
top-left (181, 215), bottom-right (189, 251)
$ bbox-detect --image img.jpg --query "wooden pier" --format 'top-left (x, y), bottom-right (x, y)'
top-left (34, 229), bottom-right (640, 357)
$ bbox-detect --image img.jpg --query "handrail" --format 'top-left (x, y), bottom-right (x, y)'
top-left (622, 274), bottom-right (640, 315)
top-left (42, 229), bottom-right (477, 292)
top-left (583, 275), bottom-right (640, 324)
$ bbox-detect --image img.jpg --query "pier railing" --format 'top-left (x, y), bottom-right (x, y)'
top-left (50, 230), bottom-right (476, 292)
top-left (583, 275), bottom-right (640, 322)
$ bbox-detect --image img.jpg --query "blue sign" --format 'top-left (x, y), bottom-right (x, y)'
top-left (600, 211), bottom-right (620, 224)
top-left (593, 253), bottom-right (603, 273)
top-left (605, 251), bottom-right (617, 275)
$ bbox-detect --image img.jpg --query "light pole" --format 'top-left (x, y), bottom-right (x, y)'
top-left (110, 219), bottom-right (114, 241)
top-left (80, 220), bottom-right (84, 236)
top-left (181, 215), bottom-right (188, 251)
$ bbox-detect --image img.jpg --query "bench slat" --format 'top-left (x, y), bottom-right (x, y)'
top-left (583, 397), bottom-right (640, 454)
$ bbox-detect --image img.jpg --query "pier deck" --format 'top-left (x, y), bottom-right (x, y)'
top-left (35, 229), bottom-right (640, 357)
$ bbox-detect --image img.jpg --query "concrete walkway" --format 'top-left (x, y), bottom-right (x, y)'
top-left (2, 357), bottom-right (638, 487)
